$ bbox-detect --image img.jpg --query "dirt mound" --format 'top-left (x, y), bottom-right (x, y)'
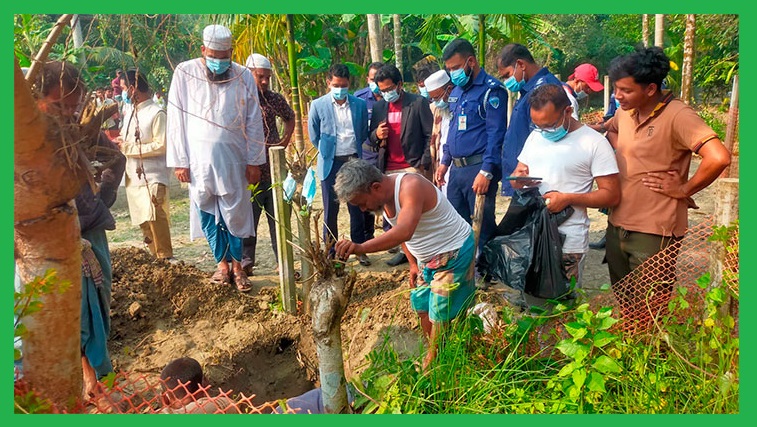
top-left (108, 247), bottom-right (423, 404)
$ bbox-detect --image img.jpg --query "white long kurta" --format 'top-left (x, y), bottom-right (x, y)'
top-left (120, 99), bottom-right (170, 226)
top-left (166, 59), bottom-right (265, 240)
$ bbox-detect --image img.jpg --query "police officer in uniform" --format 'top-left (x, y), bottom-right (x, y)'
top-left (435, 38), bottom-right (508, 260)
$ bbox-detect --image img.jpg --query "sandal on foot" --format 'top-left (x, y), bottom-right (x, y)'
top-left (211, 269), bottom-right (231, 285)
top-left (233, 270), bottom-right (253, 293)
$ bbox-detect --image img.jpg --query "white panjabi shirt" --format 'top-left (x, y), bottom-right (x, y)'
top-left (167, 58), bottom-right (266, 240)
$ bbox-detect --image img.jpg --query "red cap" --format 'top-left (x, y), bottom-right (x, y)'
top-left (570, 63), bottom-right (604, 92)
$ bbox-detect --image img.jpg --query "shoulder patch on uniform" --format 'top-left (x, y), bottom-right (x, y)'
top-left (489, 96), bottom-right (500, 109)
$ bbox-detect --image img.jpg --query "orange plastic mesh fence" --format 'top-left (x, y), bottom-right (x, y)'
top-left (595, 216), bottom-right (738, 335)
top-left (15, 371), bottom-right (293, 414)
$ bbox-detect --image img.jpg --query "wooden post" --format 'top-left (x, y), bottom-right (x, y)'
top-left (642, 14), bottom-right (650, 47)
top-left (722, 75), bottom-right (739, 178)
top-left (507, 90), bottom-right (517, 125)
top-left (603, 75), bottom-right (611, 115)
top-left (270, 146), bottom-right (297, 314)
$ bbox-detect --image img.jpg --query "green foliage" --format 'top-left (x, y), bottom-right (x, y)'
top-left (356, 281), bottom-right (739, 413)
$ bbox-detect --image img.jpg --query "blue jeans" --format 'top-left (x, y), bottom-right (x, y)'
top-left (321, 158), bottom-right (368, 249)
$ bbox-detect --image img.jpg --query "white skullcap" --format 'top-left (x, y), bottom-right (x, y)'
top-left (203, 24), bottom-right (232, 51)
top-left (424, 69), bottom-right (450, 92)
top-left (245, 53), bottom-right (272, 70)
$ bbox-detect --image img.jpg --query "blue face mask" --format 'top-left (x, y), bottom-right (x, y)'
top-left (450, 58), bottom-right (472, 87)
top-left (382, 89), bottom-right (400, 103)
top-left (538, 111), bottom-right (569, 142)
top-left (369, 82), bottom-right (380, 95)
top-left (503, 65), bottom-right (526, 92)
top-left (206, 57), bottom-right (231, 75)
top-left (122, 90), bottom-right (132, 104)
top-left (419, 86), bottom-right (429, 99)
top-left (434, 99), bottom-right (448, 110)
top-left (575, 91), bottom-right (588, 101)
top-left (331, 87), bottom-right (348, 101)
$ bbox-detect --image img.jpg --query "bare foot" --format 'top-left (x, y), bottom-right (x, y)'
top-left (82, 356), bottom-right (98, 401)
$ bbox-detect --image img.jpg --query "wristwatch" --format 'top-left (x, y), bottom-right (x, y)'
top-left (479, 170), bottom-right (494, 180)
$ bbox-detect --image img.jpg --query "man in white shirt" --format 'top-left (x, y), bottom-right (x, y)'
top-left (424, 69), bottom-right (453, 196)
top-left (307, 64), bottom-right (369, 263)
top-left (117, 69), bottom-right (174, 261)
top-left (511, 84), bottom-right (620, 286)
top-left (167, 24), bottom-right (265, 292)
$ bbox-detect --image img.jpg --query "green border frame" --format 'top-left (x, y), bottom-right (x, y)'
top-left (3, 2), bottom-right (749, 426)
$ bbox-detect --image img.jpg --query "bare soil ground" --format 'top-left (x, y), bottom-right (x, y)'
top-left (106, 157), bottom-right (716, 403)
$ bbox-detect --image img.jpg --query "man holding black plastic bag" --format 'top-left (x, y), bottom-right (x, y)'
top-left (496, 84), bottom-right (620, 297)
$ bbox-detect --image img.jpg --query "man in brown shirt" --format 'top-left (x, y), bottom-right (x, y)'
top-left (595, 47), bottom-right (730, 285)
top-left (241, 53), bottom-right (296, 275)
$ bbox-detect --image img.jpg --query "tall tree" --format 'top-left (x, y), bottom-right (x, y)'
top-left (478, 14), bottom-right (486, 68)
top-left (15, 56), bottom-right (85, 408)
top-left (367, 14), bottom-right (382, 63)
top-left (655, 14), bottom-right (665, 47)
top-left (681, 14), bottom-right (696, 104)
top-left (393, 14), bottom-right (402, 73)
top-left (642, 14), bottom-right (650, 47)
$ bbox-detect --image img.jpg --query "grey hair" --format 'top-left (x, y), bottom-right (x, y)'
top-left (334, 159), bottom-right (383, 202)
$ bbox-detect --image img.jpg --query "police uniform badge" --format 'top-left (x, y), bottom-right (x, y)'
top-left (489, 96), bottom-right (500, 109)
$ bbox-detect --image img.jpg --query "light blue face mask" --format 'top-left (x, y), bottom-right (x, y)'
top-left (575, 91), bottom-right (588, 101)
top-left (382, 89), bottom-right (400, 103)
top-left (122, 90), bottom-right (132, 104)
top-left (503, 65), bottom-right (526, 92)
top-left (369, 81), bottom-right (380, 95)
top-left (450, 57), bottom-right (472, 87)
top-left (331, 87), bottom-right (348, 101)
top-left (539, 110), bottom-right (569, 142)
top-left (434, 99), bottom-right (449, 110)
top-left (206, 57), bottom-right (231, 75)
top-left (419, 86), bottom-right (429, 99)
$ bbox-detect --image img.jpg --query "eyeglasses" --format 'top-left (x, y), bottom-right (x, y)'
top-left (531, 109), bottom-right (567, 133)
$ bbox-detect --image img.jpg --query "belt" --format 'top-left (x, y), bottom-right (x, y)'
top-left (451, 154), bottom-right (484, 167)
top-left (334, 154), bottom-right (358, 162)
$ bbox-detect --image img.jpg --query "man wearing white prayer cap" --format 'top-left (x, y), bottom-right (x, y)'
top-left (166, 24), bottom-right (266, 292)
top-left (424, 69), bottom-right (453, 195)
top-left (240, 53), bottom-right (295, 275)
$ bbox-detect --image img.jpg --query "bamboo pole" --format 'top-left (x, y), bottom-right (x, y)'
top-left (270, 147), bottom-right (297, 313)
top-left (642, 14), bottom-right (650, 47)
top-left (25, 14), bottom-right (74, 85)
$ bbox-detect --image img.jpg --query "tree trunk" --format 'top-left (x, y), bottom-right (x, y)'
top-left (367, 14), bottom-right (382, 63)
top-left (642, 14), bottom-right (649, 47)
top-left (286, 14), bottom-right (305, 158)
top-left (655, 14), bottom-right (665, 48)
top-left (309, 271), bottom-right (356, 413)
top-left (478, 15), bottom-right (486, 69)
top-left (681, 14), bottom-right (696, 104)
top-left (393, 14), bottom-right (402, 74)
top-left (14, 59), bottom-right (85, 408)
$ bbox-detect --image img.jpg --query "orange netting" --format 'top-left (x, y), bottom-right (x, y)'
top-left (15, 371), bottom-right (295, 414)
top-left (591, 216), bottom-right (739, 335)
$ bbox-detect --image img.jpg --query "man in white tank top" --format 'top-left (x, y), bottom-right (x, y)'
top-left (333, 159), bottom-right (475, 370)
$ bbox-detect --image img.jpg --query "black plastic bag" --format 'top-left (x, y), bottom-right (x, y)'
top-left (479, 188), bottom-right (573, 298)
top-left (524, 200), bottom-right (573, 299)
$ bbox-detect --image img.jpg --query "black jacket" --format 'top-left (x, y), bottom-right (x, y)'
top-left (76, 133), bottom-right (126, 233)
top-left (367, 91), bottom-right (432, 172)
